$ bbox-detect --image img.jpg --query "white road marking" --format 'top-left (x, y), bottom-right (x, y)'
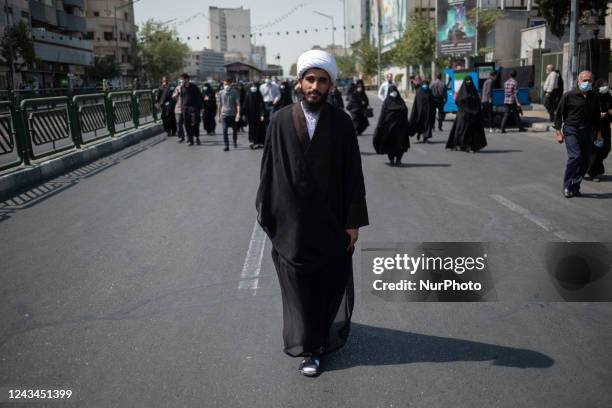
top-left (489, 194), bottom-right (577, 241)
top-left (239, 220), bottom-right (267, 294)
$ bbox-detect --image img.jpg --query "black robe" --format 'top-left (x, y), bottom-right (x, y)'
top-left (255, 102), bottom-right (369, 357)
top-left (346, 90), bottom-right (370, 135)
top-left (409, 87), bottom-right (436, 140)
top-left (445, 81), bottom-right (487, 151)
top-left (373, 90), bottom-right (410, 155)
top-left (202, 85), bottom-right (217, 134)
top-left (327, 88), bottom-right (345, 109)
top-left (243, 89), bottom-right (266, 145)
top-left (278, 82), bottom-right (293, 108)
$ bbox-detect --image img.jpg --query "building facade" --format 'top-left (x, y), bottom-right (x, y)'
top-left (208, 6), bottom-right (251, 55)
top-left (84, 0), bottom-right (137, 85)
top-left (1, 0), bottom-right (94, 89)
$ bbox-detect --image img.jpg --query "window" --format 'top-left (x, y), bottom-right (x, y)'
top-left (104, 32), bottom-right (113, 41)
top-left (5, 7), bottom-right (14, 26)
top-left (21, 11), bottom-right (29, 23)
top-left (125, 34), bottom-right (130, 42)
top-left (93, 11), bottom-right (100, 17)
top-left (124, 12), bottom-right (129, 21)
top-left (83, 31), bottom-right (94, 40)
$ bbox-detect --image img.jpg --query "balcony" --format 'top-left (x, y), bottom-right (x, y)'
top-left (29, 0), bottom-right (58, 25)
top-left (31, 28), bottom-right (94, 66)
top-left (63, 0), bottom-right (85, 9)
top-left (57, 11), bottom-right (86, 32)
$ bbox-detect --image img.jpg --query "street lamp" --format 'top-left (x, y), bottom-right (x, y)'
top-left (312, 11), bottom-right (335, 55)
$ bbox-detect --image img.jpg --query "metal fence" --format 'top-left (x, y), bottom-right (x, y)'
top-left (0, 90), bottom-right (159, 172)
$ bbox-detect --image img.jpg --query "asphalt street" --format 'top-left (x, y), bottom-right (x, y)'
top-left (1, 94), bottom-right (611, 407)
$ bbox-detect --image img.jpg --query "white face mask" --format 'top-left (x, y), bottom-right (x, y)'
top-left (250, 86), bottom-right (257, 92)
top-left (599, 85), bottom-right (609, 94)
top-left (389, 91), bottom-right (398, 98)
top-left (265, 79), bottom-right (271, 84)
top-left (224, 84), bottom-right (230, 90)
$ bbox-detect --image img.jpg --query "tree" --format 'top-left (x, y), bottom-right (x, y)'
top-left (0, 21), bottom-right (36, 88)
top-left (537, 0), bottom-right (610, 38)
top-left (85, 55), bottom-right (120, 83)
top-left (137, 20), bottom-right (190, 83)
top-left (390, 15), bottom-right (436, 68)
top-left (336, 54), bottom-right (357, 78)
top-left (351, 38), bottom-right (380, 77)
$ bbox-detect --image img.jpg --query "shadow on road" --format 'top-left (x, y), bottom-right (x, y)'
top-left (579, 192), bottom-right (612, 199)
top-left (478, 149), bottom-right (524, 154)
top-left (384, 163), bottom-right (452, 168)
top-left (324, 322), bottom-right (554, 371)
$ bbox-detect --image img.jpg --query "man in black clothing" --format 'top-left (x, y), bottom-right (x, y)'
top-left (178, 73), bottom-right (203, 146)
top-left (430, 73), bottom-right (447, 131)
top-left (157, 76), bottom-right (176, 136)
top-left (554, 70), bottom-right (603, 198)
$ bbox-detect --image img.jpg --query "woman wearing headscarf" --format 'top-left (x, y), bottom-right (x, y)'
top-left (408, 80), bottom-right (436, 143)
top-left (243, 82), bottom-right (266, 149)
top-left (327, 83), bottom-right (345, 109)
top-left (586, 79), bottom-right (612, 181)
top-left (346, 80), bottom-right (370, 135)
top-left (373, 85), bottom-right (410, 166)
top-left (202, 83), bottom-right (217, 135)
top-left (278, 80), bottom-right (293, 108)
top-left (445, 76), bottom-right (487, 152)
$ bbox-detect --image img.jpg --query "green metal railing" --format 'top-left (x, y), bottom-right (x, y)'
top-left (0, 89), bottom-right (160, 172)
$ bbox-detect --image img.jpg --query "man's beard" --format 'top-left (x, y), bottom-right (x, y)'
top-left (302, 90), bottom-right (329, 111)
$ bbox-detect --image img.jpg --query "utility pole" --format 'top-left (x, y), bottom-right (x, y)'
top-left (313, 11), bottom-right (335, 55)
top-left (377, 2), bottom-right (382, 87)
top-left (568, 0), bottom-right (579, 88)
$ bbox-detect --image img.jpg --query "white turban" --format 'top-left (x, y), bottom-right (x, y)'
top-left (297, 49), bottom-right (338, 83)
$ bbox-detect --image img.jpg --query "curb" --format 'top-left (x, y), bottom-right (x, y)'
top-left (0, 123), bottom-right (163, 202)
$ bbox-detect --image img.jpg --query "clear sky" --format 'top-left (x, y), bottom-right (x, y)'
top-left (133, 0), bottom-right (355, 76)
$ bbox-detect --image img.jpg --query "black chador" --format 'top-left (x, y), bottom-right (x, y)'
top-left (243, 84), bottom-right (266, 148)
top-left (202, 83), bottom-right (217, 135)
top-left (256, 102), bottom-right (369, 358)
top-left (373, 86), bottom-right (410, 166)
top-left (346, 84), bottom-right (370, 135)
top-left (408, 83), bottom-right (436, 143)
top-left (327, 87), bottom-right (345, 109)
top-left (278, 81), bottom-right (294, 108)
top-left (445, 78), bottom-right (487, 152)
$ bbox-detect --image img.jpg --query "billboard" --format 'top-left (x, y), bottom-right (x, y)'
top-left (436, 0), bottom-right (478, 58)
top-left (371, 0), bottom-right (407, 51)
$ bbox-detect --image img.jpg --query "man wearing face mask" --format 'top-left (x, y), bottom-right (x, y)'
top-left (242, 83), bottom-right (266, 149)
top-left (586, 79), bottom-right (612, 182)
top-left (217, 77), bottom-right (242, 151)
top-left (378, 73), bottom-right (397, 101)
top-left (554, 70), bottom-right (603, 198)
top-left (177, 73), bottom-right (204, 146)
top-left (260, 77), bottom-right (281, 119)
top-left (256, 49), bottom-right (368, 378)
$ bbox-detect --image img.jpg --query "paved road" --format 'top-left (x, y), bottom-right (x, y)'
top-left (1, 95), bottom-right (611, 407)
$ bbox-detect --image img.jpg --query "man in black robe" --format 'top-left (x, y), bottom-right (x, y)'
top-left (373, 85), bottom-right (410, 166)
top-left (408, 80), bottom-right (436, 143)
top-left (243, 83), bottom-right (266, 149)
top-left (256, 49), bottom-right (369, 377)
top-left (446, 76), bottom-right (487, 152)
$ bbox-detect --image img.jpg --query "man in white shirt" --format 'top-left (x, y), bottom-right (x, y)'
top-left (260, 77), bottom-right (281, 127)
top-left (378, 73), bottom-right (397, 101)
top-left (543, 64), bottom-right (559, 121)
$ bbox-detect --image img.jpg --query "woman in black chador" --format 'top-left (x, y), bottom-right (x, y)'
top-left (278, 80), bottom-right (293, 108)
top-left (243, 83), bottom-right (266, 149)
top-left (408, 80), bottom-right (436, 143)
top-left (201, 83), bottom-right (217, 135)
top-left (373, 85), bottom-right (410, 166)
top-left (586, 79), bottom-right (611, 181)
top-left (445, 76), bottom-right (487, 152)
top-left (346, 80), bottom-right (370, 135)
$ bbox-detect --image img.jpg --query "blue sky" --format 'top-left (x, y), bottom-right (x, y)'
top-left (134, 0), bottom-right (354, 75)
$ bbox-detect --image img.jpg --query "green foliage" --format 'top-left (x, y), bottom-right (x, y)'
top-left (336, 54), bottom-right (357, 78)
top-left (85, 55), bottom-right (120, 82)
top-left (351, 38), bottom-right (380, 77)
top-left (0, 22), bottom-right (36, 68)
top-left (390, 16), bottom-right (436, 68)
top-left (467, 8), bottom-right (505, 33)
top-left (137, 19), bottom-right (190, 83)
top-left (537, 0), bottom-right (611, 38)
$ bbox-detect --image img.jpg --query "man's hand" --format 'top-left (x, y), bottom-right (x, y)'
top-left (346, 228), bottom-right (358, 251)
top-left (555, 129), bottom-right (564, 144)
top-left (235, 113), bottom-right (241, 122)
top-left (260, 115), bottom-right (265, 122)
top-left (601, 112), bottom-right (607, 118)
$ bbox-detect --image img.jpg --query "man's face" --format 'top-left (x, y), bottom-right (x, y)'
top-left (299, 68), bottom-right (331, 106)
top-left (181, 77), bottom-right (189, 86)
top-left (578, 72), bottom-right (592, 90)
top-left (162, 77), bottom-right (168, 86)
top-left (546, 66), bottom-right (552, 74)
top-left (386, 73), bottom-right (393, 82)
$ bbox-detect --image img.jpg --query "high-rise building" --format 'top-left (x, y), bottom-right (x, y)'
top-left (1, 0), bottom-right (94, 89)
top-left (84, 0), bottom-right (138, 85)
top-left (208, 6), bottom-right (251, 55)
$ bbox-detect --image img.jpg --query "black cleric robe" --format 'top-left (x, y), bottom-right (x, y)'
top-left (255, 101), bottom-right (369, 357)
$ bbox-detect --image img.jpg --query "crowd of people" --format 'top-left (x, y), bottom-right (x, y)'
top-left (156, 62), bottom-right (611, 199)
